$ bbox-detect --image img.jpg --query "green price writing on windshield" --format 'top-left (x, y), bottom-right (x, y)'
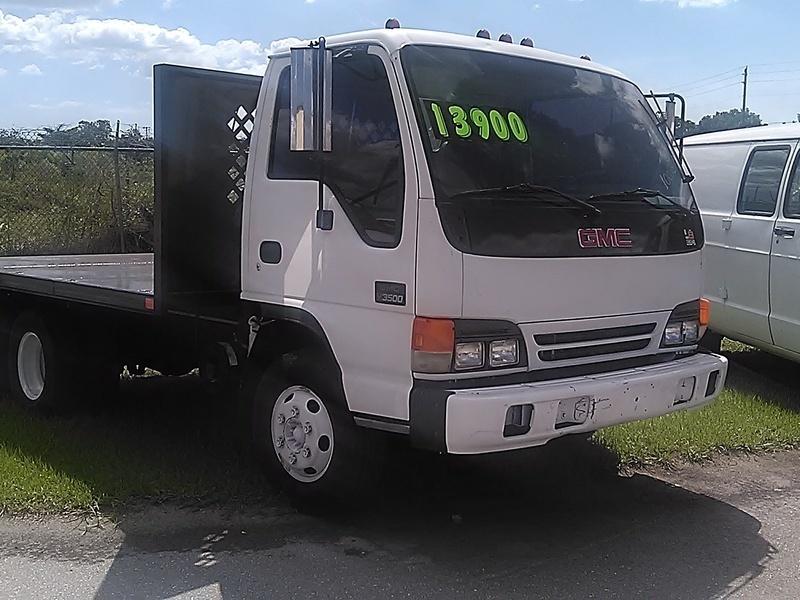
top-left (427, 101), bottom-right (529, 143)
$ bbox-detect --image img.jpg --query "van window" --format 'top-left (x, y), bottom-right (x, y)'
top-left (268, 52), bottom-right (404, 248)
top-left (737, 147), bottom-right (790, 216)
top-left (784, 154), bottom-right (800, 219)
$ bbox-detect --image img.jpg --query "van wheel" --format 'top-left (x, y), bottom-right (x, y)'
top-left (7, 312), bottom-right (75, 414)
top-left (251, 351), bottom-right (377, 504)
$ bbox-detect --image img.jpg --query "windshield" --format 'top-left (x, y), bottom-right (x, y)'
top-left (401, 45), bottom-right (703, 258)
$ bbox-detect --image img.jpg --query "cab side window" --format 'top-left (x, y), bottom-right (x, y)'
top-left (737, 147), bottom-right (790, 216)
top-left (268, 51), bottom-right (404, 248)
top-left (784, 154), bottom-right (800, 219)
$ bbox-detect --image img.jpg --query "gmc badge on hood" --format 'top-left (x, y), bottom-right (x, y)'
top-left (578, 227), bottom-right (633, 249)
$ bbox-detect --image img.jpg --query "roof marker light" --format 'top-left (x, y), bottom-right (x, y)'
top-left (385, 18), bottom-right (400, 29)
top-left (476, 29), bottom-right (491, 39)
top-left (499, 33), bottom-right (513, 43)
top-left (580, 54), bottom-right (592, 61)
top-left (520, 37), bottom-right (534, 47)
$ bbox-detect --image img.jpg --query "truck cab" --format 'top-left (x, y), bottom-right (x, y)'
top-left (241, 27), bottom-right (727, 481)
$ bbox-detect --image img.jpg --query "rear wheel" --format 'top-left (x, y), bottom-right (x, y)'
top-left (7, 312), bottom-right (74, 413)
top-left (7, 311), bottom-right (120, 413)
top-left (251, 351), bottom-right (379, 504)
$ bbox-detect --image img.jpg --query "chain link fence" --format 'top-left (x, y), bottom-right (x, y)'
top-left (0, 145), bottom-right (154, 256)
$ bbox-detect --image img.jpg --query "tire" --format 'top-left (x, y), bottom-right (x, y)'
top-left (0, 312), bottom-right (10, 395)
top-left (700, 330), bottom-right (723, 353)
top-left (7, 312), bottom-right (77, 414)
top-left (250, 350), bottom-right (379, 504)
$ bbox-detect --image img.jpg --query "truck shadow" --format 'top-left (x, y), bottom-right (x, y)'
top-left (722, 345), bottom-right (800, 412)
top-left (86, 377), bottom-right (774, 600)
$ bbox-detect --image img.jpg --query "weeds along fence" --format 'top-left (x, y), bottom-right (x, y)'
top-left (0, 145), bottom-right (154, 256)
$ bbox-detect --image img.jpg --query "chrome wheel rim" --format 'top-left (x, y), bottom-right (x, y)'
top-left (17, 332), bottom-right (46, 401)
top-left (271, 385), bottom-right (334, 483)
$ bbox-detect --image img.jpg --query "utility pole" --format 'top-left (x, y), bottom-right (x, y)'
top-left (742, 65), bottom-right (748, 113)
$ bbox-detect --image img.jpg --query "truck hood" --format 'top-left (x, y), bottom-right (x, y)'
top-left (462, 252), bottom-right (701, 323)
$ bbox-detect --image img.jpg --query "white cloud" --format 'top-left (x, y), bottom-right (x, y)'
top-left (0, 0), bottom-right (120, 10)
top-left (20, 63), bottom-right (42, 75)
top-left (0, 9), bottom-right (280, 75)
top-left (0, 66), bottom-right (6, 75)
top-left (29, 99), bottom-right (84, 109)
top-left (268, 37), bottom-right (306, 54)
top-left (641, 0), bottom-right (733, 7)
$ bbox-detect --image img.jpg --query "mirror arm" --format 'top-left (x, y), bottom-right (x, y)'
top-left (314, 36), bottom-right (334, 230)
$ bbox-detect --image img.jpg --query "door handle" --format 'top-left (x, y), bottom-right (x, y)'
top-left (721, 218), bottom-right (732, 231)
top-left (774, 226), bottom-right (796, 239)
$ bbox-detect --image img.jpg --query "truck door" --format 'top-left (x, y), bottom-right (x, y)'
top-left (769, 142), bottom-right (800, 353)
top-left (243, 46), bottom-right (418, 421)
top-left (725, 144), bottom-right (792, 345)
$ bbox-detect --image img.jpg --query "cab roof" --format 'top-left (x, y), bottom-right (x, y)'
top-left (271, 27), bottom-right (629, 82)
top-left (683, 122), bottom-right (800, 146)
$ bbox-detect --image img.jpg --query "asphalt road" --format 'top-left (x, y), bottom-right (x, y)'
top-left (2, 442), bottom-right (799, 600)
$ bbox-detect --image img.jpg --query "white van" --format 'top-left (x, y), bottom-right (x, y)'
top-left (685, 123), bottom-right (800, 357)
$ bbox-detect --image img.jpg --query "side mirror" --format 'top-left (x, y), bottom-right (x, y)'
top-left (663, 97), bottom-right (676, 137)
top-left (290, 39), bottom-right (332, 152)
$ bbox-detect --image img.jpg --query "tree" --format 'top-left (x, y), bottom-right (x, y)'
top-left (38, 120), bottom-right (114, 147)
top-left (681, 108), bottom-right (761, 137)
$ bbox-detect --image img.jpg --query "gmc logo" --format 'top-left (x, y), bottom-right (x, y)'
top-left (578, 228), bottom-right (633, 249)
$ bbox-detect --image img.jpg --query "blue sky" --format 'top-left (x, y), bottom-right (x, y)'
top-left (1, 0), bottom-right (798, 129)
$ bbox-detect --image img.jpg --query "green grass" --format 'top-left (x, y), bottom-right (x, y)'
top-left (0, 379), bottom-right (269, 515)
top-left (595, 341), bottom-right (800, 467)
top-left (595, 388), bottom-right (800, 467)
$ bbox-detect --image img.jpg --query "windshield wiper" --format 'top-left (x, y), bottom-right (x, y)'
top-left (449, 183), bottom-right (602, 214)
top-left (587, 188), bottom-right (690, 213)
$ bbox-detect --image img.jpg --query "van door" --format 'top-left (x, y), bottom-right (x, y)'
top-left (769, 144), bottom-right (800, 353)
top-left (725, 144), bottom-right (792, 344)
top-left (684, 142), bottom-right (743, 333)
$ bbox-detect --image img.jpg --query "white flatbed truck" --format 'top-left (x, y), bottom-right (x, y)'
top-left (0, 24), bottom-right (728, 499)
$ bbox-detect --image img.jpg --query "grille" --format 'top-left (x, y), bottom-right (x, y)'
top-left (534, 323), bottom-right (657, 346)
top-left (539, 338), bottom-right (651, 362)
top-left (535, 322), bottom-right (658, 363)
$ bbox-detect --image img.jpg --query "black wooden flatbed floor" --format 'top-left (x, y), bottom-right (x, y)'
top-left (0, 254), bottom-right (155, 312)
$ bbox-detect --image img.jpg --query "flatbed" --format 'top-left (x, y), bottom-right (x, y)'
top-left (0, 254), bottom-right (154, 312)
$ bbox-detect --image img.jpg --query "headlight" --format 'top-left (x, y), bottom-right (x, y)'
top-left (661, 300), bottom-right (705, 347)
top-left (490, 339), bottom-right (519, 367)
top-left (663, 322), bottom-right (684, 346)
top-left (682, 321), bottom-right (699, 343)
top-left (412, 318), bottom-right (527, 374)
top-left (455, 341), bottom-right (484, 370)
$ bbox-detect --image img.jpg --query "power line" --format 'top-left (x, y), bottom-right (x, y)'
top-left (749, 59), bottom-right (800, 68)
top-left (669, 67), bottom-right (743, 90)
top-left (750, 77), bottom-right (800, 84)
top-left (751, 67), bottom-right (800, 75)
top-left (683, 81), bottom-right (741, 97)
top-left (679, 73), bottom-right (742, 94)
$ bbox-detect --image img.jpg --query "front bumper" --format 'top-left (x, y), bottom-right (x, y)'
top-left (410, 352), bottom-right (728, 454)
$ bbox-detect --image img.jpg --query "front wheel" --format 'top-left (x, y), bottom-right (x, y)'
top-left (250, 352), bottom-right (378, 503)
